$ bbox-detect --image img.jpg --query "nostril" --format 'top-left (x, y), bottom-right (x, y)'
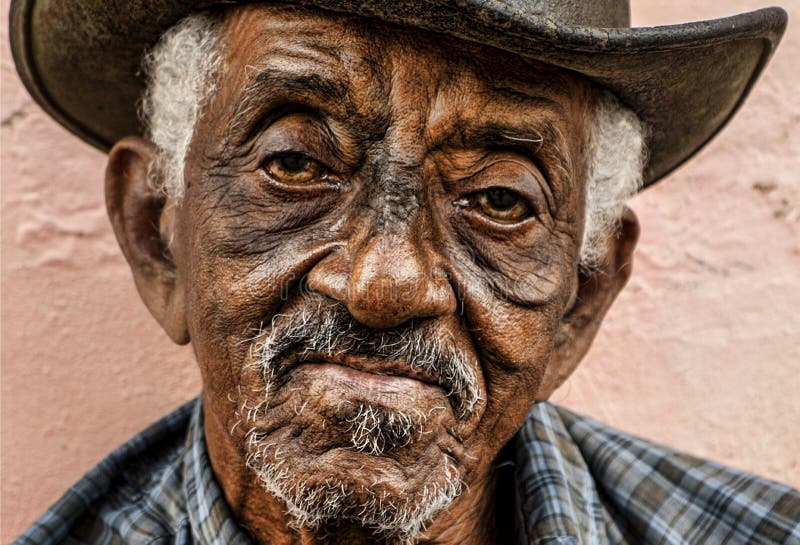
top-left (297, 274), bottom-right (310, 296)
top-left (425, 274), bottom-right (458, 315)
top-left (305, 255), bottom-right (351, 304)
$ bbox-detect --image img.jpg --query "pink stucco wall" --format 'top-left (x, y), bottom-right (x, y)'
top-left (2, 0), bottom-right (798, 540)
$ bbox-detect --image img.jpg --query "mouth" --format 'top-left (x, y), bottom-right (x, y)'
top-left (302, 352), bottom-right (445, 388)
top-left (250, 309), bottom-right (482, 418)
top-left (302, 362), bottom-right (444, 403)
top-left (276, 352), bottom-right (458, 411)
top-left (275, 352), bottom-right (455, 409)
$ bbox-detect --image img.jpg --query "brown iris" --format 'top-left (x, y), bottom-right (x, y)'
top-left (265, 153), bottom-right (325, 184)
top-left (469, 188), bottom-right (531, 223)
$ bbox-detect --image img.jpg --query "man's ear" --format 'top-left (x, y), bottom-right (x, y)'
top-left (536, 206), bottom-right (640, 399)
top-left (105, 136), bottom-right (190, 345)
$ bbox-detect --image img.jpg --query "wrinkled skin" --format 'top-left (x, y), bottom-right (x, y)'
top-left (105, 5), bottom-right (639, 544)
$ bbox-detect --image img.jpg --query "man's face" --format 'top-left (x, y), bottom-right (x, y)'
top-left (127, 3), bottom-right (627, 538)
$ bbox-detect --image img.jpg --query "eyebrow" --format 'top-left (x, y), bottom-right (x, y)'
top-left (469, 125), bottom-right (545, 148)
top-left (455, 121), bottom-right (575, 201)
top-left (225, 66), bottom-right (354, 146)
top-left (461, 122), bottom-right (567, 162)
top-left (434, 80), bottom-right (568, 155)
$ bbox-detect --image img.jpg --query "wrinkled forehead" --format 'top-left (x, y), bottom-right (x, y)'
top-left (212, 4), bottom-right (592, 146)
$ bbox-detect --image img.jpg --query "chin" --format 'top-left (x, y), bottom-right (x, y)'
top-left (227, 294), bottom-right (489, 539)
top-left (241, 394), bottom-right (464, 542)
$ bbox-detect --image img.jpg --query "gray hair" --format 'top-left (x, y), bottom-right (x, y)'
top-left (140, 14), bottom-right (223, 200)
top-left (141, 13), bottom-right (646, 267)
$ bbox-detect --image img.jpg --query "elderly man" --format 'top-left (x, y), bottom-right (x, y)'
top-left (9, 0), bottom-right (799, 544)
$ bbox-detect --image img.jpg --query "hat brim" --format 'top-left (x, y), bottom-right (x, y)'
top-left (9, 0), bottom-right (787, 187)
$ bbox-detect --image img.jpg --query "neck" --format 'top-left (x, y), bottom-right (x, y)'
top-left (203, 397), bottom-right (500, 545)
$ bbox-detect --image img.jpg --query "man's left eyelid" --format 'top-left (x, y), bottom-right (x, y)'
top-left (258, 133), bottom-right (345, 174)
top-left (483, 149), bottom-right (546, 176)
top-left (472, 157), bottom-right (546, 190)
top-left (262, 150), bottom-right (338, 178)
top-left (477, 169), bottom-right (552, 221)
top-left (483, 153), bottom-right (556, 214)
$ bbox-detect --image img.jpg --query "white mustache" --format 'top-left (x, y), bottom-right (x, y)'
top-left (251, 293), bottom-right (481, 418)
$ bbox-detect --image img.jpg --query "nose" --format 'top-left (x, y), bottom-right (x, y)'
top-left (307, 233), bottom-right (456, 329)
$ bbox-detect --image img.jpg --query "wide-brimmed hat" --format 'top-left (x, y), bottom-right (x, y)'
top-left (9, 0), bottom-right (787, 188)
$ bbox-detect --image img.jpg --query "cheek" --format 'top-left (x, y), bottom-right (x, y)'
top-left (181, 209), bottom-right (346, 442)
top-left (466, 293), bottom-right (561, 387)
top-left (183, 173), bottom-right (350, 333)
top-left (441, 216), bottom-right (572, 371)
top-left (457, 298), bottom-right (564, 458)
top-left (444, 244), bottom-right (570, 456)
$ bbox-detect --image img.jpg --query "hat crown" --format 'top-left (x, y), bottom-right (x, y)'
top-left (519, 0), bottom-right (630, 27)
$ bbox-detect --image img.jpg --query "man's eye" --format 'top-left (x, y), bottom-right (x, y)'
top-left (264, 153), bottom-right (325, 184)
top-left (468, 188), bottom-right (532, 223)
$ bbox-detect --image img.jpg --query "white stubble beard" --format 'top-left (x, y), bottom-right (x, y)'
top-left (235, 297), bottom-right (478, 543)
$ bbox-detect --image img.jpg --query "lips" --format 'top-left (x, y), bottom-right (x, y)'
top-left (286, 351), bottom-right (447, 393)
top-left (248, 294), bottom-right (482, 418)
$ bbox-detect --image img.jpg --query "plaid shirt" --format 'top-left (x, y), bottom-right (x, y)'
top-left (14, 398), bottom-right (800, 545)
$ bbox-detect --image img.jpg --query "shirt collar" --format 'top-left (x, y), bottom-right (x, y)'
top-left (511, 402), bottom-right (625, 544)
top-left (183, 401), bottom-right (254, 545)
